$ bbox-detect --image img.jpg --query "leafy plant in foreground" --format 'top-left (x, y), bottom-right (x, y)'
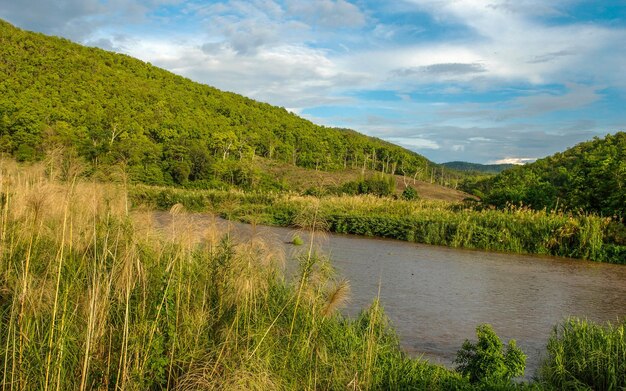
top-left (455, 324), bottom-right (526, 384)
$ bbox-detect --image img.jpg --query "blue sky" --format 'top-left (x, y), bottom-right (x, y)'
top-left (1, 0), bottom-right (625, 163)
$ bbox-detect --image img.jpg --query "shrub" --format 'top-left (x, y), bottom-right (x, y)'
top-left (338, 176), bottom-right (395, 197)
top-left (401, 186), bottom-right (419, 200)
top-left (455, 324), bottom-right (526, 384)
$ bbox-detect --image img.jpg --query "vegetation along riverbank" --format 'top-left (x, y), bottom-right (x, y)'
top-left (1, 159), bottom-right (625, 390)
top-left (130, 184), bottom-right (626, 264)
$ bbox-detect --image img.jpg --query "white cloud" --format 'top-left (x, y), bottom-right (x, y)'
top-left (0, 0), bottom-right (181, 40)
top-left (397, 0), bottom-right (626, 87)
top-left (123, 36), bottom-right (366, 110)
top-left (503, 83), bottom-right (601, 118)
top-left (490, 157), bottom-right (536, 165)
top-left (387, 137), bottom-right (441, 150)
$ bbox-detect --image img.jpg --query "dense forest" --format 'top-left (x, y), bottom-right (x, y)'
top-left (464, 132), bottom-right (626, 220)
top-left (0, 19), bottom-right (444, 189)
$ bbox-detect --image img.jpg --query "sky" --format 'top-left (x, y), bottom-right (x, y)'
top-left (1, 0), bottom-right (625, 164)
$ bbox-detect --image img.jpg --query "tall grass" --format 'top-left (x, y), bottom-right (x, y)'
top-left (2, 160), bottom-right (623, 390)
top-left (540, 318), bottom-right (626, 390)
top-left (0, 160), bottom-right (478, 390)
top-left (130, 186), bottom-right (626, 263)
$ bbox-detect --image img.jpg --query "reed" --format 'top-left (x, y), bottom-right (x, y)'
top-left (0, 160), bottom-right (477, 390)
top-left (4, 159), bottom-right (620, 390)
top-left (129, 186), bottom-right (626, 263)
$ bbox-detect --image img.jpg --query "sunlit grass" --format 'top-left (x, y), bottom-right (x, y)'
top-left (540, 318), bottom-right (626, 390)
top-left (130, 185), bottom-right (624, 263)
top-left (1, 159), bottom-right (623, 389)
top-left (0, 159), bottom-right (473, 390)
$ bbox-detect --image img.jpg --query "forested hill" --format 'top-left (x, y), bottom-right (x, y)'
top-left (442, 161), bottom-right (514, 174)
top-left (465, 132), bottom-right (626, 219)
top-left (0, 19), bottom-right (434, 187)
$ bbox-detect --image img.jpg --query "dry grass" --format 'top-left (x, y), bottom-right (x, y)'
top-left (254, 156), bottom-right (472, 202)
top-left (3, 158), bottom-right (618, 390)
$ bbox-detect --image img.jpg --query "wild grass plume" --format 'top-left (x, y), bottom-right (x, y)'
top-left (0, 160), bottom-right (473, 390)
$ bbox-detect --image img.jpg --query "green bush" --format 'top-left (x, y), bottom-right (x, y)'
top-left (291, 234), bottom-right (304, 245)
top-left (337, 176), bottom-right (395, 197)
top-left (401, 186), bottom-right (419, 200)
top-left (455, 324), bottom-right (526, 384)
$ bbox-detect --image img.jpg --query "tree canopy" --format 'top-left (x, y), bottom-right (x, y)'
top-left (465, 132), bottom-right (626, 219)
top-left (0, 19), bottom-right (436, 188)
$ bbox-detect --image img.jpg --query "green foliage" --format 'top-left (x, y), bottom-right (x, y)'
top-left (468, 133), bottom-right (626, 221)
top-left (130, 186), bottom-right (626, 263)
top-left (401, 186), bottom-right (419, 200)
top-left (337, 175), bottom-right (396, 196)
top-left (4, 163), bottom-right (622, 390)
top-left (0, 167), bottom-right (485, 390)
top-left (540, 318), bottom-right (626, 390)
top-left (0, 19), bottom-right (441, 189)
top-left (455, 324), bottom-right (526, 384)
top-left (291, 234), bottom-right (304, 246)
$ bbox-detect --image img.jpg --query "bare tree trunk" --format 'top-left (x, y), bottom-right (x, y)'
top-left (222, 142), bottom-right (232, 160)
top-left (413, 168), bottom-right (422, 184)
top-left (400, 167), bottom-right (409, 187)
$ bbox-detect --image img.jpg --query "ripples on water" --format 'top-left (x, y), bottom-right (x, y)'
top-left (153, 212), bottom-right (626, 378)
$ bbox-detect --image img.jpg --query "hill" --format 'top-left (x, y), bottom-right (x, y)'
top-left (442, 161), bottom-right (514, 174)
top-left (0, 19), bottom-right (451, 191)
top-left (465, 132), bottom-right (626, 219)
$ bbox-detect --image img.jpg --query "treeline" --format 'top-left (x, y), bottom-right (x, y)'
top-left (464, 132), bottom-right (626, 220)
top-left (0, 19), bottom-right (445, 188)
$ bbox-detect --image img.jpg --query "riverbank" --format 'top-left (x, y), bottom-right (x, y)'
top-left (129, 185), bottom-right (626, 264)
top-left (152, 210), bottom-right (626, 379)
top-left (0, 162), bottom-right (502, 390)
top-left (2, 162), bottom-right (624, 389)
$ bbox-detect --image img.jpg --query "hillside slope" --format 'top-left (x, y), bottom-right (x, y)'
top-left (0, 19), bottom-right (443, 189)
top-left (254, 157), bottom-right (471, 201)
top-left (465, 132), bottom-right (626, 219)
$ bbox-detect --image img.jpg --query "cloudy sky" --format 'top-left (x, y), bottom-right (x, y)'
top-left (2, 0), bottom-right (625, 163)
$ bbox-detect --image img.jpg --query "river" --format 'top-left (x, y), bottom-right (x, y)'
top-left (153, 211), bottom-right (626, 378)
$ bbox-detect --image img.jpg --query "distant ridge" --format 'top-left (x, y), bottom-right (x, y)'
top-left (442, 161), bottom-right (514, 174)
top-left (0, 19), bottom-right (439, 188)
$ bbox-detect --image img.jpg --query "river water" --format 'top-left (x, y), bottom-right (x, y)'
top-left (153, 212), bottom-right (626, 378)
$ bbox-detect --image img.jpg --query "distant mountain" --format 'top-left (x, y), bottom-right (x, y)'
top-left (442, 161), bottom-right (515, 174)
top-left (465, 132), bottom-right (626, 219)
top-left (0, 19), bottom-right (437, 188)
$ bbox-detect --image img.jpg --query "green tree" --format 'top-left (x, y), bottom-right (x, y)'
top-left (0, 19), bottom-right (440, 189)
